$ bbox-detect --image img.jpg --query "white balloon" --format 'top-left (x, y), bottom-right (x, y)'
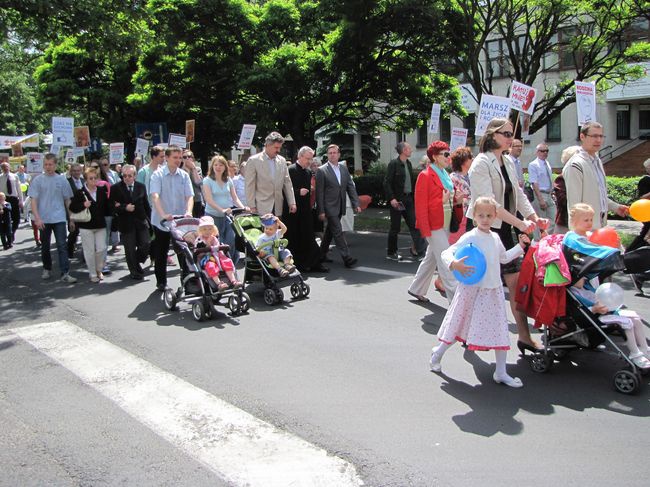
top-left (595, 283), bottom-right (624, 311)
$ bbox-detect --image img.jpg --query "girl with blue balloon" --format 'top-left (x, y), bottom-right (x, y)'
top-left (430, 196), bottom-right (530, 388)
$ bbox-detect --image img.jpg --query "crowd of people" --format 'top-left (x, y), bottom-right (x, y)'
top-left (1, 120), bottom-right (649, 386)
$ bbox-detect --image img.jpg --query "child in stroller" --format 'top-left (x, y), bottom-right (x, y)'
top-left (566, 204), bottom-right (650, 370)
top-left (256, 214), bottom-right (296, 277)
top-left (196, 216), bottom-right (241, 290)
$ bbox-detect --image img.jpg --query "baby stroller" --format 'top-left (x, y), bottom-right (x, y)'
top-left (516, 233), bottom-right (650, 394)
top-left (229, 210), bottom-right (310, 306)
top-left (161, 216), bottom-right (251, 320)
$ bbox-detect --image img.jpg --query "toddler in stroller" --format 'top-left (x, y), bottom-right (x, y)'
top-left (196, 216), bottom-right (241, 290)
top-left (256, 214), bottom-right (296, 277)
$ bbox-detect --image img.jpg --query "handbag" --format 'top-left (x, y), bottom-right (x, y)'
top-left (449, 202), bottom-right (460, 233)
top-left (70, 191), bottom-right (91, 223)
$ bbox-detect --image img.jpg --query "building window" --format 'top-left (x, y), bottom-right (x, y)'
top-left (440, 118), bottom-right (451, 143)
top-left (616, 104), bottom-right (631, 140)
top-left (485, 39), bottom-right (509, 79)
top-left (464, 115), bottom-right (476, 147)
top-left (397, 131), bottom-right (407, 143)
top-left (546, 114), bottom-right (562, 142)
top-left (416, 124), bottom-right (428, 148)
top-left (640, 104), bottom-right (650, 137)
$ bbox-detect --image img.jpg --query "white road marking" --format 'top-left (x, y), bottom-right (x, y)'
top-left (11, 321), bottom-right (364, 487)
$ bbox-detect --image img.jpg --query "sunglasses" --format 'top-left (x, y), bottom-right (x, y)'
top-left (538, 149), bottom-right (549, 153)
top-left (496, 131), bottom-right (514, 138)
top-left (442, 151), bottom-right (451, 158)
top-left (182, 155), bottom-right (193, 159)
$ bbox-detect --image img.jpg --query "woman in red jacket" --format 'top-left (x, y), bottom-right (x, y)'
top-left (407, 141), bottom-right (457, 303)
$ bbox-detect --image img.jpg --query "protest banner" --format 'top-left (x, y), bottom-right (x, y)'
top-left (575, 81), bottom-right (596, 125)
top-left (449, 128), bottom-right (469, 151)
top-left (1, 133), bottom-right (39, 149)
top-left (12, 143), bottom-right (23, 157)
top-left (52, 116), bottom-right (75, 146)
top-left (65, 149), bottom-right (75, 164)
top-left (428, 104), bottom-right (441, 134)
top-left (74, 126), bottom-right (91, 148)
top-left (459, 83), bottom-right (478, 113)
top-left (168, 133), bottom-right (187, 148)
top-left (475, 95), bottom-right (511, 137)
top-left (26, 153), bottom-right (44, 174)
top-left (73, 147), bottom-right (85, 158)
top-left (185, 120), bottom-right (195, 144)
top-left (510, 81), bottom-right (536, 115)
top-left (237, 124), bottom-right (257, 149)
top-left (109, 143), bottom-right (125, 165)
top-left (135, 138), bottom-right (149, 158)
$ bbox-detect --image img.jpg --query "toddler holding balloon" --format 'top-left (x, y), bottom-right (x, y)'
top-left (566, 203), bottom-right (650, 369)
top-left (430, 196), bottom-right (530, 387)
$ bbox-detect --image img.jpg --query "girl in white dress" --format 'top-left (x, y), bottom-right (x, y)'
top-left (430, 196), bottom-right (530, 387)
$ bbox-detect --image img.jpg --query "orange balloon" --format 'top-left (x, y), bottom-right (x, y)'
top-left (588, 226), bottom-right (620, 249)
top-left (629, 199), bottom-right (650, 223)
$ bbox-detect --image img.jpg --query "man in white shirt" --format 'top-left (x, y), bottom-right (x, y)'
top-left (528, 143), bottom-right (557, 234)
top-left (509, 139), bottom-right (525, 189)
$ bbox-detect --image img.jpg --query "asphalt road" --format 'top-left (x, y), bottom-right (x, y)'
top-left (1, 226), bottom-right (649, 486)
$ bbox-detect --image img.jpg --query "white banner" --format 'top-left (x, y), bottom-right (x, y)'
top-left (1, 133), bottom-right (40, 149)
top-left (52, 117), bottom-right (75, 147)
top-left (25, 152), bottom-right (44, 174)
top-left (428, 104), bottom-right (441, 134)
top-left (575, 81), bottom-right (597, 125)
top-left (168, 133), bottom-right (187, 148)
top-left (510, 81), bottom-right (537, 115)
top-left (65, 149), bottom-right (75, 164)
top-left (459, 83), bottom-right (478, 114)
top-left (237, 124), bottom-right (257, 149)
top-left (109, 143), bottom-right (125, 165)
top-left (449, 128), bottom-right (469, 151)
top-left (475, 95), bottom-right (511, 137)
top-left (135, 138), bottom-right (150, 158)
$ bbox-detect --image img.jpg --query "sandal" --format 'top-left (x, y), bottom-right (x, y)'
top-left (230, 280), bottom-right (242, 289)
top-left (217, 281), bottom-right (229, 291)
top-left (284, 264), bottom-right (296, 273)
top-left (278, 268), bottom-right (289, 277)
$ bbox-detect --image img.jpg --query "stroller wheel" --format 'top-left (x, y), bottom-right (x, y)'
top-left (530, 353), bottom-right (553, 373)
top-left (613, 369), bottom-right (640, 394)
top-left (163, 289), bottom-right (178, 311)
top-left (290, 283), bottom-right (301, 299)
top-left (274, 288), bottom-right (284, 305)
top-left (228, 295), bottom-right (242, 316)
top-left (240, 292), bottom-right (251, 313)
top-left (264, 288), bottom-right (276, 306)
top-left (192, 301), bottom-right (206, 322)
top-left (300, 282), bottom-right (310, 298)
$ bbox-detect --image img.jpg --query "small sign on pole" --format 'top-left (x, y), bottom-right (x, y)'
top-left (475, 95), bottom-right (511, 137)
top-left (509, 81), bottom-right (537, 115)
top-left (575, 81), bottom-right (597, 125)
top-left (26, 153), bottom-right (44, 174)
top-left (428, 104), bottom-right (441, 134)
top-left (168, 133), bottom-right (187, 148)
top-left (135, 138), bottom-right (150, 158)
top-left (237, 124), bottom-right (257, 149)
top-left (52, 116), bottom-right (75, 146)
top-left (109, 143), bottom-right (125, 165)
top-left (449, 128), bottom-right (469, 151)
top-left (185, 120), bottom-right (195, 144)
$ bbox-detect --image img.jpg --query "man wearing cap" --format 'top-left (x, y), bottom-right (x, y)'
top-left (528, 143), bottom-right (557, 234)
top-left (245, 132), bottom-right (296, 218)
top-left (316, 144), bottom-right (361, 268)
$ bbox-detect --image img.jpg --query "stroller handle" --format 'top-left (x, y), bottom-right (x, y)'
top-left (160, 215), bottom-right (193, 229)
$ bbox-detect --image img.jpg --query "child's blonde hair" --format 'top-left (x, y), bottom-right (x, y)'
top-left (198, 224), bottom-right (218, 237)
top-left (0, 192), bottom-right (5, 200)
top-left (569, 203), bottom-right (594, 227)
top-left (473, 196), bottom-right (498, 214)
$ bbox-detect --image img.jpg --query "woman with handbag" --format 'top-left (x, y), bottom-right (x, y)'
top-left (467, 117), bottom-right (549, 352)
top-left (407, 141), bottom-right (458, 304)
top-left (69, 167), bottom-right (112, 282)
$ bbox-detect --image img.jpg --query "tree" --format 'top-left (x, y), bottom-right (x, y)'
top-left (453, 0), bottom-right (650, 135)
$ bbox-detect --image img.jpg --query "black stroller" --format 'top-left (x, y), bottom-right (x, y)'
top-left (161, 217), bottom-right (251, 320)
top-left (520, 233), bottom-right (650, 394)
top-left (230, 211), bottom-right (310, 305)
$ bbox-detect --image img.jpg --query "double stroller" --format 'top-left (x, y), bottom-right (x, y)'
top-left (162, 217), bottom-right (251, 321)
top-left (229, 210), bottom-right (310, 305)
top-left (516, 233), bottom-right (650, 394)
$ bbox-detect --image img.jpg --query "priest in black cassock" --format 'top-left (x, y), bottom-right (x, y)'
top-left (283, 146), bottom-right (329, 273)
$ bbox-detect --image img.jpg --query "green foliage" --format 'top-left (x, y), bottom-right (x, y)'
top-left (607, 176), bottom-right (642, 207)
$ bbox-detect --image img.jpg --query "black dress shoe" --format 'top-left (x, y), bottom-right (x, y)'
top-left (343, 256), bottom-right (358, 268)
top-left (310, 264), bottom-right (330, 273)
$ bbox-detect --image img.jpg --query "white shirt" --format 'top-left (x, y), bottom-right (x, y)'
top-left (528, 157), bottom-right (553, 191)
top-left (328, 162), bottom-right (341, 184)
top-left (441, 228), bottom-right (524, 289)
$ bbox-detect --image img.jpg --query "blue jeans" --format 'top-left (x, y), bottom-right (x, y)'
top-left (213, 215), bottom-right (239, 266)
top-left (41, 222), bottom-right (69, 275)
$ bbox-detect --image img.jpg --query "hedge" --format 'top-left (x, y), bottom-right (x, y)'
top-left (353, 166), bottom-right (643, 208)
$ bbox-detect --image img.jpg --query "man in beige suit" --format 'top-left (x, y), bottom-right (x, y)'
top-left (245, 132), bottom-right (296, 217)
top-left (563, 122), bottom-right (628, 229)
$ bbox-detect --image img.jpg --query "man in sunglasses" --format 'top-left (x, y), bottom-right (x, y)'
top-left (528, 143), bottom-right (556, 234)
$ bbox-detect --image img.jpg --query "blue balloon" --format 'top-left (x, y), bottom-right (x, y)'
top-left (452, 243), bottom-right (487, 285)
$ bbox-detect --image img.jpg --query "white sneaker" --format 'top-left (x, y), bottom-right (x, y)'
top-left (493, 372), bottom-right (524, 388)
top-left (60, 273), bottom-right (77, 284)
top-left (429, 347), bottom-right (443, 373)
top-left (42, 269), bottom-right (51, 280)
top-left (630, 353), bottom-right (650, 369)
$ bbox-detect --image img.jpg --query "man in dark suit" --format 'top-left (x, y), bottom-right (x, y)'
top-left (284, 146), bottom-right (329, 273)
top-left (315, 144), bottom-right (361, 268)
top-left (110, 164), bottom-right (151, 280)
top-left (66, 163), bottom-right (84, 258)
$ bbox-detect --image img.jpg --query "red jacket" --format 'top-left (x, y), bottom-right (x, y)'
top-left (414, 166), bottom-right (444, 237)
